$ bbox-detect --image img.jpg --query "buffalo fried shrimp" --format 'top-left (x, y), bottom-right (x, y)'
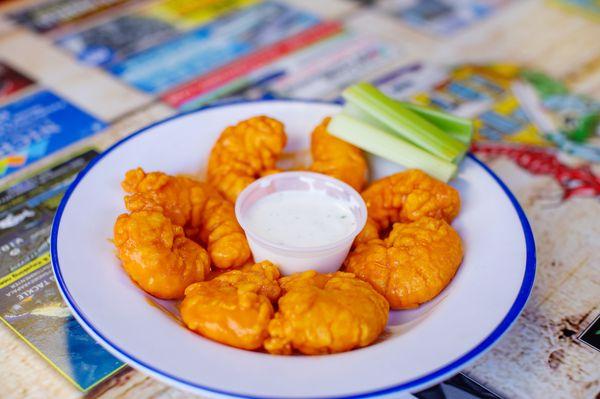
top-left (211, 261), bottom-right (281, 302)
top-left (113, 211), bottom-right (210, 299)
top-left (122, 167), bottom-right (203, 227)
top-left (198, 191), bottom-right (251, 269)
top-left (345, 217), bottom-right (463, 309)
top-left (361, 169), bottom-right (460, 232)
top-left (122, 168), bottom-right (250, 269)
top-left (207, 116), bottom-right (287, 202)
top-left (180, 261), bottom-right (281, 350)
top-left (309, 117), bottom-right (368, 191)
top-left (264, 271), bottom-right (389, 355)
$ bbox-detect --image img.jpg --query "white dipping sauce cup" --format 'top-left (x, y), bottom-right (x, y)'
top-left (235, 171), bottom-right (367, 275)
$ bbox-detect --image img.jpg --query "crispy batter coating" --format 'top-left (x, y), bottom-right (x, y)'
top-left (199, 193), bottom-right (251, 269)
top-left (212, 261), bottom-right (281, 302)
top-left (345, 217), bottom-right (463, 309)
top-left (207, 116), bottom-right (287, 202)
top-left (180, 261), bottom-right (280, 350)
top-left (277, 269), bottom-right (332, 293)
top-left (264, 271), bottom-right (389, 355)
top-left (361, 169), bottom-right (460, 233)
top-left (122, 168), bottom-right (250, 269)
top-left (309, 117), bottom-right (368, 191)
top-left (354, 217), bottom-right (380, 246)
top-left (113, 211), bottom-right (210, 299)
top-left (122, 168), bottom-right (203, 227)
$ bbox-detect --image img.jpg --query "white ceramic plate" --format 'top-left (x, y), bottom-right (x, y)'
top-left (51, 100), bottom-right (535, 399)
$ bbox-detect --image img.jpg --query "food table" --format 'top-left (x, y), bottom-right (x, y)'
top-left (0, 0), bottom-right (598, 398)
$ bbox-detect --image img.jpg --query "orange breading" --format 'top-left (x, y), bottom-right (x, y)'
top-left (211, 261), bottom-right (281, 302)
top-left (361, 169), bottom-right (460, 233)
top-left (309, 117), bottom-right (368, 191)
top-left (207, 116), bottom-right (287, 202)
top-left (122, 167), bottom-right (203, 227)
top-left (122, 168), bottom-right (250, 269)
top-left (278, 269), bottom-right (332, 293)
top-left (345, 217), bottom-right (463, 309)
top-left (180, 261), bottom-right (280, 350)
top-left (198, 193), bottom-right (252, 269)
top-left (354, 217), bottom-right (380, 246)
top-left (113, 211), bottom-right (210, 299)
top-left (264, 271), bottom-right (389, 355)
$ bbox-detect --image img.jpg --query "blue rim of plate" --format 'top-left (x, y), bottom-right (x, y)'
top-left (51, 98), bottom-right (536, 399)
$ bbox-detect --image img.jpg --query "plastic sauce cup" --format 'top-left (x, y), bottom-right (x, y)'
top-left (235, 172), bottom-right (367, 275)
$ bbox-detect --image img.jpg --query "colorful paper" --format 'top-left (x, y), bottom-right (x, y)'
top-left (550, 0), bottom-right (600, 19)
top-left (8, 0), bottom-right (129, 34)
top-left (0, 150), bottom-right (125, 391)
top-left (56, 13), bottom-right (181, 67)
top-left (0, 62), bottom-right (35, 100)
top-left (143, 0), bottom-right (260, 28)
top-left (177, 31), bottom-right (400, 109)
top-left (379, 0), bottom-right (512, 36)
top-left (107, 1), bottom-right (321, 94)
top-left (163, 21), bottom-right (343, 108)
top-left (55, 0), bottom-right (260, 67)
top-left (0, 90), bottom-right (106, 178)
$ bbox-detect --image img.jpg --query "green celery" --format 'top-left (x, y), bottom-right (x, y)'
top-left (342, 83), bottom-right (467, 162)
top-left (398, 101), bottom-right (474, 144)
top-left (344, 102), bottom-right (473, 156)
top-left (328, 113), bottom-right (457, 182)
top-left (344, 102), bottom-right (392, 132)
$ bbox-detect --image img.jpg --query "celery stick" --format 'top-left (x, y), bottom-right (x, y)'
top-left (345, 102), bottom-right (469, 162)
top-left (346, 102), bottom-right (463, 163)
top-left (398, 101), bottom-right (473, 144)
top-left (329, 113), bottom-right (457, 182)
top-left (343, 83), bottom-right (467, 162)
top-left (344, 102), bottom-right (392, 133)
top-left (347, 98), bottom-right (473, 147)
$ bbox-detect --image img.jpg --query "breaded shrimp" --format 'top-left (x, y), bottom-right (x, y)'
top-left (361, 169), bottom-right (460, 232)
top-left (278, 269), bottom-right (332, 293)
top-left (122, 168), bottom-right (250, 269)
top-left (180, 261), bottom-right (280, 350)
top-left (207, 116), bottom-right (287, 202)
top-left (354, 170), bottom-right (460, 246)
top-left (309, 117), bottom-right (368, 191)
top-left (212, 261), bottom-right (281, 302)
top-left (122, 167), bottom-right (203, 228)
top-left (265, 271), bottom-right (389, 355)
top-left (198, 191), bottom-right (252, 269)
top-left (345, 217), bottom-right (463, 309)
top-left (113, 211), bottom-right (210, 299)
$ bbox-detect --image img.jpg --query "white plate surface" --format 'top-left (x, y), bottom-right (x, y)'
top-left (51, 100), bottom-right (535, 399)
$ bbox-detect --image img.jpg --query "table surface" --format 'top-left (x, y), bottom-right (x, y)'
top-left (0, 0), bottom-right (599, 398)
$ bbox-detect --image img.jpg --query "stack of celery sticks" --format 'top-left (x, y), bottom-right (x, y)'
top-left (329, 83), bottom-right (474, 182)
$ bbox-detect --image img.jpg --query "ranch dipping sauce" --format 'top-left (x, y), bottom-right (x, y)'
top-left (244, 190), bottom-right (357, 248)
top-left (235, 171), bottom-right (367, 275)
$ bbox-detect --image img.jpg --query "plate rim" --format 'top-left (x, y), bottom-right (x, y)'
top-left (50, 98), bottom-right (536, 399)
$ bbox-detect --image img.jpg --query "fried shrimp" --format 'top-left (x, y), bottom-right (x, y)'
top-left (180, 261), bottom-right (280, 350)
top-left (198, 191), bottom-right (252, 269)
top-left (361, 169), bottom-right (460, 233)
top-left (264, 271), bottom-right (389, 355)
top-left (207, 116), bottom-right (287, 202)
top-left (212, 261), bottom-right (281, 302)
top-left (113, 211), bottom-right (210, 299)
top-left (122, 168), bottom-right (250, 269)
top-left (309, 117), bottom-right (368, 191)
top-left (345, 217), bottom-right (463, 309)
top-left (122, 167), bottom-right (203, 228)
